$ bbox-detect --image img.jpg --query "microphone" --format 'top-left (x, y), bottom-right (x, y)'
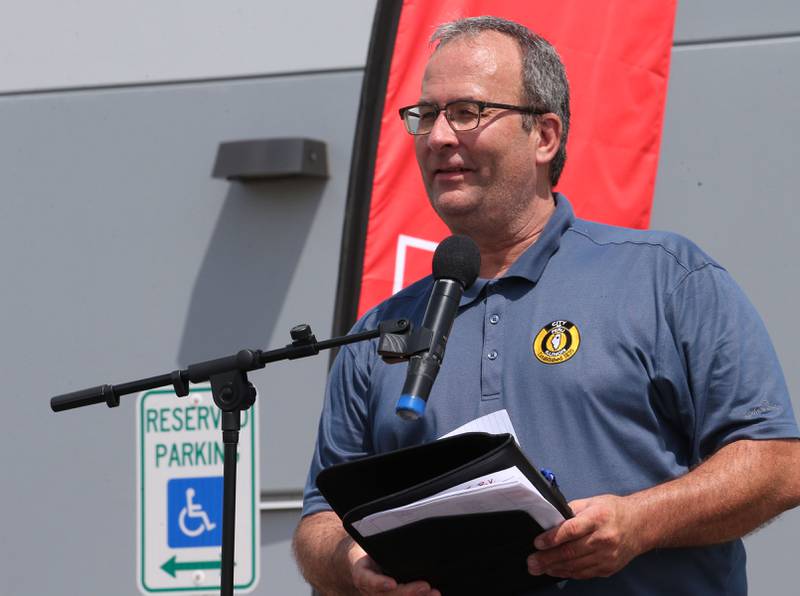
top-left (395, 235), bottom-right (481, 420)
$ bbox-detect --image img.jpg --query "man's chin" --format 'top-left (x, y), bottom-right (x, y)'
top-left (429, 193), bottom-right (481, 224)
top-left (428, 186), bottom-right (478, 207)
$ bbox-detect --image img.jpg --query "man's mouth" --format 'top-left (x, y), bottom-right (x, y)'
top-left (433, 166), bottom-right (472, 178)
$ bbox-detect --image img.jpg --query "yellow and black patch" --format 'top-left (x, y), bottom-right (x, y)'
top-left (533, 320), bottom-right (580, 364)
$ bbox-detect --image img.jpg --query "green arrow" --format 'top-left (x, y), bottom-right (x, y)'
top-left (161, 555), bottom-right (222, 578)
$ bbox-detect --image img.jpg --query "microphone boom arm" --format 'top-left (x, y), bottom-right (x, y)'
top-left (49, 316), bottom-right (412, 596)
top-left (50, 318), bottom-right (412, 413)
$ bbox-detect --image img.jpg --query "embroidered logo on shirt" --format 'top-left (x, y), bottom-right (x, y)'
top-left (744, 400), bottom-right (781, 418)
top-left (533, 320), bottom-right (580, 364)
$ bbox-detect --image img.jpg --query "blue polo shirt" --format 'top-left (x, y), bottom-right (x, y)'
top-left (303, 194), bottom-right (798, 595)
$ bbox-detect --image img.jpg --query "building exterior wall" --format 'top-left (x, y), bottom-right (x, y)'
top-left (0, 1), bottom-right (374, 93)
top-left (0, 2), bottom-right (374, 595)
top-left (652, 2), bottom-right (800, 593)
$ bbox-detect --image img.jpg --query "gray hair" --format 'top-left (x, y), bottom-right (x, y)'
top-left (431, 16), bottom-right (571, 187)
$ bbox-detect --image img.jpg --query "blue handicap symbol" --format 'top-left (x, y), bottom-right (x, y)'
top-left (167, 476), bottom-right (223, 548)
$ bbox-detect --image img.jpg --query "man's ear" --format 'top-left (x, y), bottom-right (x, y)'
top-left (534, 113), bottom-right (562, 167)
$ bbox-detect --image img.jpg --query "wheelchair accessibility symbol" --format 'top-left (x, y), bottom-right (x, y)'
top-left (167, 476), bottom-right (223, 548)
top-left (179, 488), bottom-right (217, 536)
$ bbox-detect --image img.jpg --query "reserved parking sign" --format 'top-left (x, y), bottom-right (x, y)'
top-left (136, 386), bottom-right (259, 594)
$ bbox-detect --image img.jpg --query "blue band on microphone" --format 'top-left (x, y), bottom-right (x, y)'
top-left (395, 395), bottom-right (426, 420)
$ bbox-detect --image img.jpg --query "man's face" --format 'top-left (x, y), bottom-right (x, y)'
top-left (415, 31), bottom-right (542, 233)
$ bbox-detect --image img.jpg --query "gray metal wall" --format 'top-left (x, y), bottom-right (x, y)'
top-left (1, 1), bottom-right (799, 595)
top-left (652, 2), bottom-right (800, 594)
top-left (0, 71), bottom-right (364, 595)
top-left (0, 1), bottom-right (375, 594)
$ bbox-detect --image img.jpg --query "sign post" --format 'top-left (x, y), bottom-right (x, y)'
top-left (137, 386), bottom-right (259, 594)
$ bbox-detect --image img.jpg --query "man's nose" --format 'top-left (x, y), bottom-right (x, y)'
top-left (426, 110), bottom-right (459, 149)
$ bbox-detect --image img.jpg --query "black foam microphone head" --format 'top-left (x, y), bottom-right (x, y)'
top-left (432, 235), bottom-right (481, 289)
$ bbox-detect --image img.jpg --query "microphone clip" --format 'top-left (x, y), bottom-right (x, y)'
top-left (376, 318), bottom-right (424, 364)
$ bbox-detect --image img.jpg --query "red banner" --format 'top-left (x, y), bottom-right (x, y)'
top-left (358, 0), bottom-right (677, 316)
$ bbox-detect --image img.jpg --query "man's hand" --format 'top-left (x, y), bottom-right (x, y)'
top-left (526, 439), bottom-right (800, 582)
top-left (294, 511), bottom-right (440, 596)
top-left (526, 494), bottom-right (645, 580)
top-left (349, 543), bottom-right (441, 596)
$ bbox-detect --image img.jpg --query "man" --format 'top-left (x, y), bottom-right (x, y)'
top-left (294, 16), bottom-right (800, 596)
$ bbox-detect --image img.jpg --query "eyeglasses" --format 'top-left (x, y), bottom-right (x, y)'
top-left (398, 100), bottom-right (545, 135)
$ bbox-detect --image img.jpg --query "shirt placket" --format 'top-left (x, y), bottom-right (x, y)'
top-left (481, 283), bottom-right (505, 400)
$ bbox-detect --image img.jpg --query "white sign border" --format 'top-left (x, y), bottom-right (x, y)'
top-left (136, 386), bottom-right (260, 594)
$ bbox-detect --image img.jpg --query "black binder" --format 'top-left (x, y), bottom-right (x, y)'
top-left (316, 432), bottom-right (574, 595)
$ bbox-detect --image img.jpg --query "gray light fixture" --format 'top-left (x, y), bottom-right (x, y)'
top-left (212, 138), bottom-right (329, 181)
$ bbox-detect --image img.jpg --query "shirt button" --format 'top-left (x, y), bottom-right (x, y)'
top-left (489, 314), bottom-right (500, 324)
top-left (487, 350), bottom-right (498, 360)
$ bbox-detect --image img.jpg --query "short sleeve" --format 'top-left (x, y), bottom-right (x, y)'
top-left (662, 264), bottom-right (798, 462)
top-left (300, 338), bottom-right (374, 517)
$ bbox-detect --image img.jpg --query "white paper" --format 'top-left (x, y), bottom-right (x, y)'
top-left (353, 411), bottom-right (566, 537)
top-left (440, 409), bottom-right (519, 443)
top-left (353, 465), bottom-right (565, 536)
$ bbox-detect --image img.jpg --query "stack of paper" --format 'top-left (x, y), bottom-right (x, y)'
top-left (352, 410), bottom-right (565, 537)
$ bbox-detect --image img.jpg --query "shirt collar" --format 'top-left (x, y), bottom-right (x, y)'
top-left (459, 193), bottom-right (575, 306)
top-left (503, 192), bottom-right (574, 283)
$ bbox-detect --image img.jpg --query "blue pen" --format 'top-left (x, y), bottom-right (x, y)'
top-left (540, 468), bottom-right (558, 488)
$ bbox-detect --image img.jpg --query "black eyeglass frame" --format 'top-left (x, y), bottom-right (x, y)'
top-left (398, 100), bottom-right (546, 135)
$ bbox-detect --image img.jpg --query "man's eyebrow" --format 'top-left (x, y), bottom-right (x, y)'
top-left (415, 97), bottom-right (482, 105)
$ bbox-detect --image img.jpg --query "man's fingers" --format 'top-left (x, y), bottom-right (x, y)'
top-left (352, 556), bottom-right (398, 592)
top-left (535, 514), bottom-right (595, 550)
top-left (528, 535), bottom-right (594, 573)
top-left (528, 549), bottom-right (598, 577)
top-left (353, 573), bottom-right (396, 593)
top-left (567, 498), bottom-right (591, 514)
top-left (528, 495), bottom-right (641, 581)
top-left (537, 554), bottom-right (611, 580)
top-left (352, 559), bottom-right (438, 595)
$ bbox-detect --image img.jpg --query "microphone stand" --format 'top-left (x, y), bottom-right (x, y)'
top-left (50, 318), bottom-right (412, 596)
